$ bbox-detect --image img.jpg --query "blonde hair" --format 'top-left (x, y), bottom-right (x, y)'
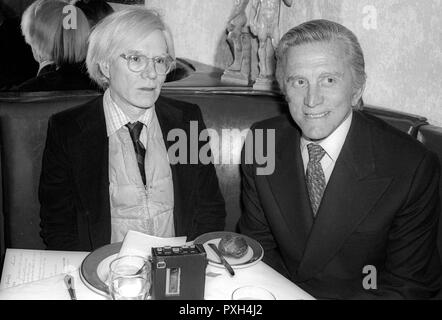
top-left (21, 0), bottom-right (90, 65)
top-left (86, 7), bottom-right (175, 89)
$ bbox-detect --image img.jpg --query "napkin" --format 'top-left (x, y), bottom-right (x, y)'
top-left (118, 230), bottom-right (187, 259)
top-left (0, 270), bottom-right (106, 300)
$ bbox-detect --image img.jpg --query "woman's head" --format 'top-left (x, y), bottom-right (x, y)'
top-left (86, 7), bottom-right (175, 110)
top-left (21, 0), bottom-right (90, 65)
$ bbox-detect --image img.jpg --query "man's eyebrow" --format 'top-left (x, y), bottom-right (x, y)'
top-left (320, 72), bottom-right (344, 78)
top-left (286, 75), bottom-right (303, 82)
top-left (125, 50), bottom-right (169, 57)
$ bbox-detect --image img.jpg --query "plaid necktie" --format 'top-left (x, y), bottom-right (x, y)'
top-left (306, 143), bottom-right (326, 216)
top-left (126, 121), bottom-right (146, 186)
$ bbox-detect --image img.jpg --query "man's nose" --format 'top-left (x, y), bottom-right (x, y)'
top-left (140, 60), bottom-right (157, 80)
top-left (304, 84), bottom-right (324, 108)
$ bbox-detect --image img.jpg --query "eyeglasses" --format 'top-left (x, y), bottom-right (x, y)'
top-left (120, 53), bottom-right (174, 75)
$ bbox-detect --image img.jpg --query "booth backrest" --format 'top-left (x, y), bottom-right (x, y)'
top-left (0, 90), bottom-right (434, 256)
top-left (362, 105), bottom-right (428, 138)
top-left (164, 92), bottom-right (288, 233)
top-left (0, 92), bottom-right (102, 251)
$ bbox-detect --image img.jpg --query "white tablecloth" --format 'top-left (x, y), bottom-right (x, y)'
top-left (0, 249), bottom-right (315, 300)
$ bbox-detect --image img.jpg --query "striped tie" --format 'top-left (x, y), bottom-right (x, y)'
top-left (126, 121), bottom-right (146, 186)
top-left (306, 143), bottom-right (326, 216)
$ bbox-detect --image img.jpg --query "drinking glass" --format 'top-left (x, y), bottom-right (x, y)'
top-left (231, 285), bottom-right (276, 300)
top-left (108, 255), bottom-right (151, 300)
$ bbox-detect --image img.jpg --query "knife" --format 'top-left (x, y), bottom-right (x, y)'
top-left (208, 243), bottom-right (235, 276)
top-left (64, 274), bottom-right (77, 300)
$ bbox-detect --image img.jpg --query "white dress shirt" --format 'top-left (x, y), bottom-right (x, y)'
top-left (300, 111), bottom-right (353, 185)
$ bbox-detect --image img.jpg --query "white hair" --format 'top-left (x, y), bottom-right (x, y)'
top-left (86, 7), bottom-right (175, 89)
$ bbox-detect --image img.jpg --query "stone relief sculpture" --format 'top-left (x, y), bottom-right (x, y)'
top-left (221, 0), bottom-right (252, 85)
top-left (249, 0), bottom-right (293, 90)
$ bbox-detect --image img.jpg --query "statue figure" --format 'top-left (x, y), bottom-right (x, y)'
top-left (249, 0), bottom-right (293, 89)
top-left (221, 0), bottom-right (252, 85)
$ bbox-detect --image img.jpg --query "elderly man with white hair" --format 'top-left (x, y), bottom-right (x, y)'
top-left (39, 8), bottom-right (226, 250)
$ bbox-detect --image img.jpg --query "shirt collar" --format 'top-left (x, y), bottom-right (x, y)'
top-left (37, 60), bottom-right (55, 76)
top-left (300, 111), bottom-right (353, 162)
top-left (103, 89), bottom-right (154, 137)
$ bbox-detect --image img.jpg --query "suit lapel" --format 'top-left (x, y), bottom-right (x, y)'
top-left (296, 111), bottom-right (392, 280)
top-left (155, 96), bottom-right (185, 154)
top-left (72, 96), bottom-right (110, 247)
top-left (266, 122), bottom-right (314, 261)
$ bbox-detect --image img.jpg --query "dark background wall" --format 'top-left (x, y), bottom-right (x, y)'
top-left (0, 0), bottom-right (34, 18)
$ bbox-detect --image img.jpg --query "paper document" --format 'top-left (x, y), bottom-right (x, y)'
top-left (0, 249), bottom-right (88, 289)
top-left (118, 230), bottom-right (187, 258)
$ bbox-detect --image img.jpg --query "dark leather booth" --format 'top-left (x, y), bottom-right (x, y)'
top-left (0, 63), bottom-right (441, 277)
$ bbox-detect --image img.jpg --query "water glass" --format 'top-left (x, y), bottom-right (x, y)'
top-left (231, 285), bottom-right (276, 300)
top-left (108, 255), bottom-right (151, 300)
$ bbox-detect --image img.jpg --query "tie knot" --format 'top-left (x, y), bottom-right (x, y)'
top-left (125, 121), bottom-right (144, 141)
top-left (307, 143), bottom-right (326, 163)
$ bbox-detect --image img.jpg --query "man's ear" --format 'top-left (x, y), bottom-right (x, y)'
top-left (99, 62), bottom-right (110, 79)
top-left (352, 82), bottom-right (365, 107)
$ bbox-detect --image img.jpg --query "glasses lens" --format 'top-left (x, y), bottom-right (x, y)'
top-left (128, 55), bottom-right (147, 72)
top-left (125, 55), bottom-right (173, 74)
top-left (154, 56), bottom-right (171, 75)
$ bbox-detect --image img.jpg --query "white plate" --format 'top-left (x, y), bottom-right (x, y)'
top-left (194, 231), bottom-right (264, 269)
top-left (80, 242), bottom-right (122, 296)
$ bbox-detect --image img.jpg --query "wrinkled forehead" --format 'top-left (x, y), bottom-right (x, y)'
top-left (284, 39), bottom-right (353, 73)
top-left (291, 39), bottom-right (347, 58)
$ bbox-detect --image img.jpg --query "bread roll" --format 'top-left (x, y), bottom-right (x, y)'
top-left (218, 234), bottom-right (248, 258)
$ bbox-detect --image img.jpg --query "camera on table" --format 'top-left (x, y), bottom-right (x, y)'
top-left (150, 244), bottom-right (207, 300)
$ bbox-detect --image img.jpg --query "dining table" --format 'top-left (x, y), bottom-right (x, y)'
top-left (0, 246), bottom-right (315, 300)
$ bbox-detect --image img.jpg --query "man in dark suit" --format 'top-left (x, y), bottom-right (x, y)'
top-left (238, 19), bottom-right (441, 299)
top-left (39, 8), bottom-right (225, 251)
